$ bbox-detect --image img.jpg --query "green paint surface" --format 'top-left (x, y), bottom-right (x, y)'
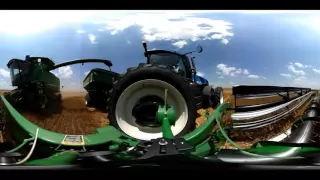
top-left (1, 95), bottom-right (138, 148)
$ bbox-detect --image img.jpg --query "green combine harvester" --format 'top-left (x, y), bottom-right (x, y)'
top-left (4, 55), bottom-right (117, 111)
top-left (5, 55), bottom-right (61, 109)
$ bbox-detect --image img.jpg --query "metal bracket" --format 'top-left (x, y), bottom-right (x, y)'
top-left (135, 138), bottom-right (194, 160)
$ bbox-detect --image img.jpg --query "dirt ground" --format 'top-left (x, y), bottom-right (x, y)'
top-left (0, 88), bottom-right (314, 149)
top-left (18, 92), bottom-right (109, 135)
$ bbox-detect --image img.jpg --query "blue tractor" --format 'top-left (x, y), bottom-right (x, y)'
top-left (192, 73), bottom-right (209, 85)
top-left (106, 42), bottom-right (224, 140)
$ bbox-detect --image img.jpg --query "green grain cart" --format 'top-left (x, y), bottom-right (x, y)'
top-left (83, 68), bottom-right (119, 109)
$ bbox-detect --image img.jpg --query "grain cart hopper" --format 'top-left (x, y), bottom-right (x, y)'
top-left (83, 67), bottom-right (120, 109)
top-left (50, 59), bottom-right (118, 110)
top-left (106, 42), bottom-right (224, 141)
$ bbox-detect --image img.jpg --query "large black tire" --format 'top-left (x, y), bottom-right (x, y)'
top-left (107, 64), bottom-right (197, 141)
top-left (202, 86), bottom-right (224, 109)
top-left (202, 85), bottom-right (214, 109)
top-left (212, 87), bottom-right (224, 108)
top-left (85, 93), bottom-right (94, 107)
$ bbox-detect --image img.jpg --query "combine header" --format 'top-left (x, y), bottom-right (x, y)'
top-left (231, 85), bottom-right (313, 130)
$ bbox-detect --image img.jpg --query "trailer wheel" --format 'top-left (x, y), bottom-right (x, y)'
top-left (107, 64), bottom-right (197, 141)
top-left (85, 93), bottom-right (96, 111)
top-left (211, 87), bottom-right (224, 108)
top-left (202, 86), bottom-right (224, 109)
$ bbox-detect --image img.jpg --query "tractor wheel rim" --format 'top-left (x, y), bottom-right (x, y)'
top-left (220, 90), bottom-right (224, 104)
top-left (115, 79), bottom-right (189, 141)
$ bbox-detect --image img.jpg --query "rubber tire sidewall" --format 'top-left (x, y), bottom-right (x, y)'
top-left (212, 87), bottom-right (224, 108)
top-left (107, 65), bottom-right (197, 139)
top-left (85, 93), bottom-right (94, 107)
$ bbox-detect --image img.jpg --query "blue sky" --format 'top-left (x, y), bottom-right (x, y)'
top-left (0, 10), bottom-right (320, 90)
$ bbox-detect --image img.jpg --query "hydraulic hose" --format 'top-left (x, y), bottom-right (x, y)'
top-left (0, 128), bottom-right (39, 166)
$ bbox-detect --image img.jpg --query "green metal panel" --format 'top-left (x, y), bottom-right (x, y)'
top-left (30, 70), bottom-right (60, 92)
top-left (1, 95), bottom-right (138, 152)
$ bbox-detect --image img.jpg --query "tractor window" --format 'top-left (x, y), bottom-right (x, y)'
top-left (148, 52), bottom-right (187, 76)
top-left (176, 58), bottom-right (187, 77)
top-left (149, 52), bottom-right (181, 66)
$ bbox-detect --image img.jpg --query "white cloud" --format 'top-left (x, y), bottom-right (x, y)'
top-left (313, 68), bottom-right (320, 74)
top-left (0, 69), bottom-right (13, 89)
top-left (0, 78), bottom-right (12, 90)
top-left (248, 74), bottom-right (260, 79)
top-left (77, 30), bottom-right (85, 34)
top-left (51, 66), bottom-right (73, 79)
top-left (280, 73), bottom-right (293, 78)
top-left (243, 69), bottom-right (249, 75)
top-left (216, 64), bottom-right (236, 76)
top-left (0, 69), bottom-right (10, 78)
top-left (196, 71), bottom-right (204, 77)
top-left (280, 62), bottom-right (320, 88)
top-left (216, 63), bottom-right (265, 80)
top-left (0, 11), bottom-right (233, 46)
top-left (84, 71), bottom-right (89, 76)
top-left (294, 62), bottom-right (310, 68)
top-left (294, 76), bottom-right (306, 81)
top-left (88, 34), bottom-right (97, 44)
top-left (100, 11), bottom-right (233, 45)
top-left (172, 40), bottom-right (188, 48)
top-left (288, 64), bottom-right (306, 76)
top-left (220, 39), bottom-right (229, 45)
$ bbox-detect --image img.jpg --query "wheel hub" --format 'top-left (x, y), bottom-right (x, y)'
top-left (132, 95), bottom-right (164, 127)
top-left (114, 79), bottom-right (189, 140)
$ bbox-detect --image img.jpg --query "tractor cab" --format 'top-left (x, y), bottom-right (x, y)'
top-left (142, 42), bottom-right (203, 81)
top-left (7, 55), bottom-right (55, 87)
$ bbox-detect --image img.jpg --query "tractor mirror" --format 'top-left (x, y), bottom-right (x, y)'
top-left (142, 41), bottom-right (147, 52)
top-left (196, 45), bottom-right (203, 53)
